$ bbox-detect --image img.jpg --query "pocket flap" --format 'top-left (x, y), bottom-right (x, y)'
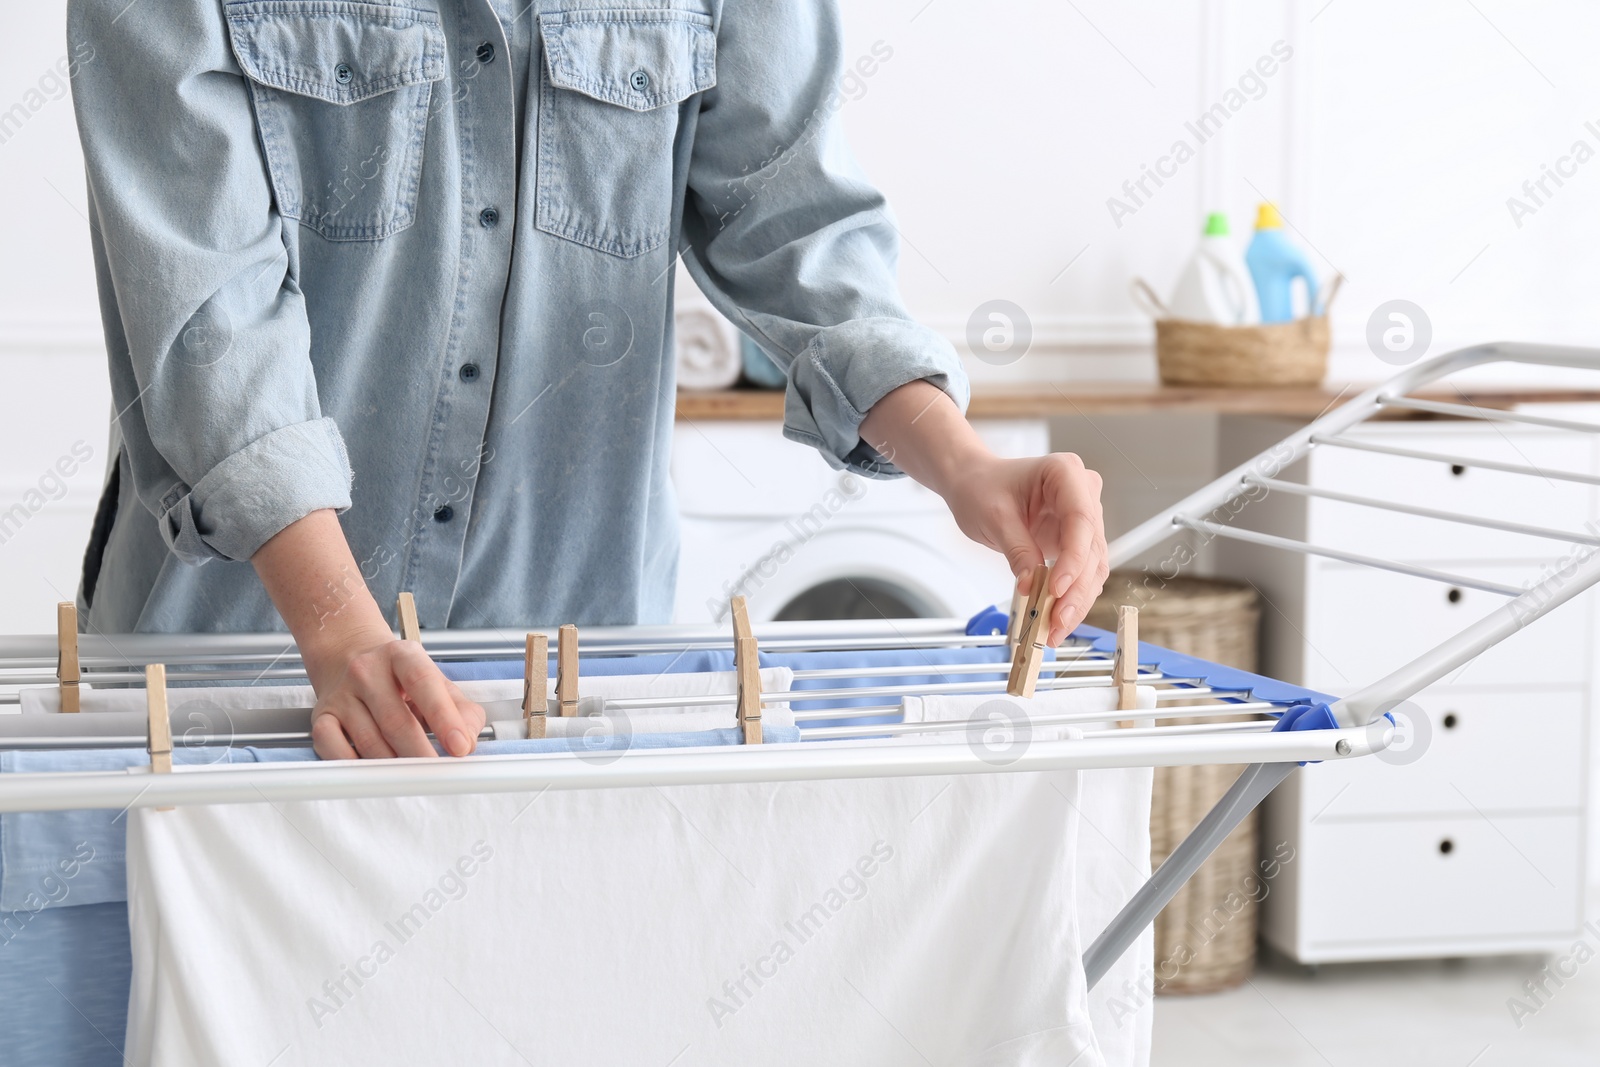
top-left (225, 1), bottom-right (445, 105)
top-left (539, 10), bottom-right (716, 111)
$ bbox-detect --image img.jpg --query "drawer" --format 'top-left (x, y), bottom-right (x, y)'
top-left (1302, 813), bottom-right (1584, 949)
top-left (1299, 688), bottom-right (1587, 817)
top-left (1304, 427), bottom-right (1597, 562)
top-left (1300, 562), bottom-right (1593, 692)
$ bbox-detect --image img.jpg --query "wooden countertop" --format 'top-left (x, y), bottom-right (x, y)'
top-left (675, 381), bottom-right (1600, 421)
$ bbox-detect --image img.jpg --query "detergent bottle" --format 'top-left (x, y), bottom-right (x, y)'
top-left (1245, 203), bottom-right (1319, 323)
top-left (1167, 212), bottom-right (1260, 325)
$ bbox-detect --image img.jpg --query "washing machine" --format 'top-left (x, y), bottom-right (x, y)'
top-left (671, 418), bottom-right (1050, 625)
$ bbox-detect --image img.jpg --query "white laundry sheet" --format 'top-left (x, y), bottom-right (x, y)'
top-left (18, 669), bottom-right (797, 734)
top-left (124, 735), bottom-right (1115, 1065)
top-left (122, 688), bottom-right (1161, 1066)
top-left (902, 688), bottom-right (1157, 1067)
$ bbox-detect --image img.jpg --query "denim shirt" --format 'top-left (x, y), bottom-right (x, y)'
top-left (67, 0), bottom-right (966, 634)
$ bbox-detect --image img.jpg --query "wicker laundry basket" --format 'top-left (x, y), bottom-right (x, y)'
top-left (1131, 276), bottom-right (1343, 387)
top-left (1087, 572), bottom-right (1263, 994)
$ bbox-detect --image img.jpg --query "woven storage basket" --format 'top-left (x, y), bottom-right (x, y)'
top-left (1132, 275), bottom-right (1342, 387)
top-left (1087, 571), bottom-right (1262, 995)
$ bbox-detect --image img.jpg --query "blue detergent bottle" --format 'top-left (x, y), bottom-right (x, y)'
top-left (1245, 203), bottom-right (1319, 323)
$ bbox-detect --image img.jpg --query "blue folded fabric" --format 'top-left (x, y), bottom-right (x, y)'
top-left (0, 901), bottom-right (131, 1067)
top-left (0, 746), bottom-right (269, 912)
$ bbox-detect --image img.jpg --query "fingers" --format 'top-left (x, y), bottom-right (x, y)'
top-left (310, 711), bottom-right (360, 761)
top-left (340, 645), bottom-right (436, 758)
top-left (1039, 456), bottom-right (1108, 646)
top-left (1049, 501), bottom-right (1097, 600)
top-left (1046, 520), bottom-right (1100, 645)
top-left (1051, 532), bottom-right (1109, 645)
top-left (309, 641), bottom-right (485, 760)
top-left (311, 703), bottom-right (401, 760)
top-left (450, 681), bottom-right (488, 743)
top-left (988, 503), bottom-right (1047, 593)
top-left (391, 642), bottom-right (478, 756)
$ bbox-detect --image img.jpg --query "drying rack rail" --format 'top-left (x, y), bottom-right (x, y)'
top-left (2, 341), bottom-right (1598, 992)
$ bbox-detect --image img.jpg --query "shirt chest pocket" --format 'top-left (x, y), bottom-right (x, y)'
top-left (224, 1), bottom-right (446, 242)
top-left (536, 10), bottom-right (716, 258)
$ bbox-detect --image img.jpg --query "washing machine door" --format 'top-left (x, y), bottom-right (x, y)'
top-left (731, 524), bottom-right (1007, 624)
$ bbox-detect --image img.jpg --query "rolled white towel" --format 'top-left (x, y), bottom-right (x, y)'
top-left (673, 262), bottom-right (741, 391)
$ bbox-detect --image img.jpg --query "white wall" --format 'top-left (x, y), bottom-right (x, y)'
top-left (836, 0), bottom-right (1600, 384)
top-left (0, 5), bottom-right (111, 634)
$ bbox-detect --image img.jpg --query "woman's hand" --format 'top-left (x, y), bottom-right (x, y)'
top-left (304, 625), bottom-right (487, 760)
top-left (252, 510), bottom-right (486, 760)
top-left (938, 453), bottom-right (1108, 646)
top-left (858, 381), bottom-right (1110, 645)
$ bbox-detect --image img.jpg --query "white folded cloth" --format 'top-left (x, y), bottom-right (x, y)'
top-left (125, 760), bottom-right (1104, 1066)
top-left (21, 669), bottom-right (797, 738)
top-left (20, 682), bottom-right (319, 715)
top-left (673, 261), bottom-right (741, 391)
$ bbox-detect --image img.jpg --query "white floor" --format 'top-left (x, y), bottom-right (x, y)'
top-left (1152, 939), bottom-right (1600, 1066)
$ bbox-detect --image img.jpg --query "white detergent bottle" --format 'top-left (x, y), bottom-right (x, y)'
top-left (1167, 212), bottom-right (1260, 325)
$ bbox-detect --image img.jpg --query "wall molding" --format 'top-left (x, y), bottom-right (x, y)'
top-left (925, 314), bottom-right (1155, 356)
top-left (0, 314), bottom-right (104, 354)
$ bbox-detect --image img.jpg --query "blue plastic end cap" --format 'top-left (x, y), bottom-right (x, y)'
top-left (966, 605), bottom-right (1009, 637)
top-left (1271, 701), bottom-right (1342, 766)
top-left (1270, 702), bottom-right (1339, 733)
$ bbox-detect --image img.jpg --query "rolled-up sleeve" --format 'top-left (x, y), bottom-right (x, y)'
top-left (68, 0), bottom-right (352, 564)
top-left (680, 1), bottom-right (968, 478)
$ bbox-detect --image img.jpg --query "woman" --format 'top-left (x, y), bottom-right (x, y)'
top-left (68, 0), bottom-right (1108, 759)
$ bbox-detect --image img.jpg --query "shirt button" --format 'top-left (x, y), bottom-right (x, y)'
top-left (459, 363), bottom-right (480, 382)
top-left (479, 207), bottom-right (500, 228)
top-left (334, 62), bottom-right (353, 85)
top-left (433, 505), bottom-right (454, 523)
top-left (476, 42), bottom-right (495, 64)
top-left (629, 69), bottom-right (650, 92)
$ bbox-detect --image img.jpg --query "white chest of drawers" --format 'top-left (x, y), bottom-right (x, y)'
top-left (1216, 414), bottom-right (1596, 963)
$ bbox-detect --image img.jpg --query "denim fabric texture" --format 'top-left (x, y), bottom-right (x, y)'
top-left (67, 0), bottom-right (966, 633)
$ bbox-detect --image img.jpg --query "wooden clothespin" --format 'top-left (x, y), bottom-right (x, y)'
top-left (523, 633), bottom-right (548, 739)
top-left (730, 595), bottom-right (762, 744)
top-left (397, 592), bottom-right (421, 643)
top-left (57, 601), bottom-right (80, 713)
top-left (1004, 585), bottom-right (1026, 655)
top-left (1005, 563), bottom-right (1057, 698)
top-left (556, 625), bottom-right (578, 716)
top-left (1114, 604), bottom-right (1140, 727)
top-left (146, 663), bottom-right (173, 811)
